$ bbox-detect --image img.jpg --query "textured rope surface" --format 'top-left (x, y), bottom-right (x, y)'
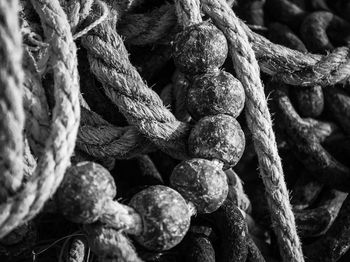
top-left (201, 1), bottom-right (304, 261)
top-left (23, 138), bottom-right (36, 179)
top-left (77, 107), bottom-right (154, 159)
top-left (0, 0), bottom-right (25, 202)
top-left (20, 0), bottom-right (152, 162)
top-left (22, 48), bottom-right (50, 156)
top-left (0, 0), bottom-right (80, 238)
top-left (87, 226), bottom-right (143, 262)
top-left (59, 0), bottom-right (94, 33)
top-left (81, 12), bottom-right (190, 159)
top-left (118, 3), bottom-right (350, 87)
top-left (70, 0), bottom-right (350, 164)
top-left (72, 0), bottom-right (108, 40)
top-left (175, 0), bottom-right (202, 27)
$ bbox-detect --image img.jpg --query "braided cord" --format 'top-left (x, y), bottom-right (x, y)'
top-left (202, 1), bottom-right (304, 261)
top-left (22, 49), bottom-right (51, 156)
top-left (0, 0), bottom-right (25, 201)
top-left (0, 0), bottom-right (80, 238)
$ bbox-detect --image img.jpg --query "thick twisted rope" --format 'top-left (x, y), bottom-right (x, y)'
top-left (77, 107), bottom-right (154, 159)
top-left (0, 0), bottom-right (80, 238)
top-left (118, 3), bottom-right (350, 87)
top-left (72, 1), bottom-right (348, 163)
top-left (175, 0), bottom-right (202, 27)
top-left (201, 0), bottom-right (304, 261)
top-left (81, 11), bottom-right (190, 160)
top-left (0, 0), bottom-right (25, 202)
top-left (72, 0), bottom-right (108, 40)
top-left (61, 1), bottom-right (190, 160)
top-left (20, 1), bottom-right (150, 160)
top-left (59, 0), bottom-right (94, 33)
top-left (85, 225), bottom-right (143, 262)
top-left (23, 41), bottom-right (145, 161)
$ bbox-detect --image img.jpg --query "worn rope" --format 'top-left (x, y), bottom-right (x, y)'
top-left (0, 0), bottom-right (25, 202)
top-left (59, 0), bottom-right (93, 32)
top-left (21, 1), bottom-right (151, 161)
top-left (0, 0), bottom-right (80, 238)
top-left (100, 232), bottom-right (143, 262)
top-left (61, 0), bottom-right (189, 160)
top-left (71, 0), bottom-right (348, 164)
top-left (72, 0), bottom-right (108, 40)
top-left (88, 226), bottom-right (143, 262)
top-left (23, 38), bottom-right (146, 161)
top-left (118, 3), bottom-right (350, 87)
top-left (77, 108), bottom-right (155, 159)
top-left (59, 0), bottom-right (108, 40)
top-left (201, 0), bottom-right (304, 261)
top-left (81, 9), bottom-right (190, 160)
top-left (22, 48), bottom-right (50, 156)
top-left (23, 138), bottom-right (36, 179)
top-left (175, 0), bottom-right (202, 27)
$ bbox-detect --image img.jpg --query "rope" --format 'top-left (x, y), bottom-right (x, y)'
top-left (22, 48), bottom-right (50, 156)
top-left (77, 108), bottom-right (155, 159)
top-left (175, 0), bottom-right (202, 27)
top-left (0, 0), bottom-right (25, 202)
top-left (0, 0), bottom-right (80, 238)
top-left (58, 0), bottom-right (109, 41)
top-left (117, 2), bottom-right (350, 87)
top-left (23, 138), bottom-right (37, 179)
top-left (21, 1), bottom-right (151, 161)
top-left (59, 0), bottom-right (108, 39)
top-left (85, 224), bottom-right (143, 262)
top-left (69, 1), bottom-right (349, 163)
top-left (59, 0), bottom-right (94, 33)
top-left (72, 0), bottom-right (108, 40)
top-left (81, 13), bottom-right (190, 160)
top-left (201, 0), bottom-right (304, 261)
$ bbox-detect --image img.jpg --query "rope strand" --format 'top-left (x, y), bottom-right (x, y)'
top-left (0, 0), bottom-right (80, 238)
top-left (81, 14), bottom-right (190, 159)
top-left (0, 0), bottom-right (25, 202)
top-left (175, 0), bottom-right (202, 27)
top-left (77, 108), bottom-right (155, 159)
top-left (201, 1), bottom-right (304, 261)
top-left (117, 2), bottom-right (350, 87)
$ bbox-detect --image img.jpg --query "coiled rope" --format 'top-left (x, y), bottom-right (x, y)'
top-left (0, 0), bottom-right (80, 238)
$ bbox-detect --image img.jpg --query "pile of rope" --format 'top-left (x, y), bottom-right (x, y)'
top-left (1, 0), bottom-right (350, 261)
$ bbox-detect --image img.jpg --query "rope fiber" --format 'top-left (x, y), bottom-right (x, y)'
top-left (0, 0), bottom-right (80, 238)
